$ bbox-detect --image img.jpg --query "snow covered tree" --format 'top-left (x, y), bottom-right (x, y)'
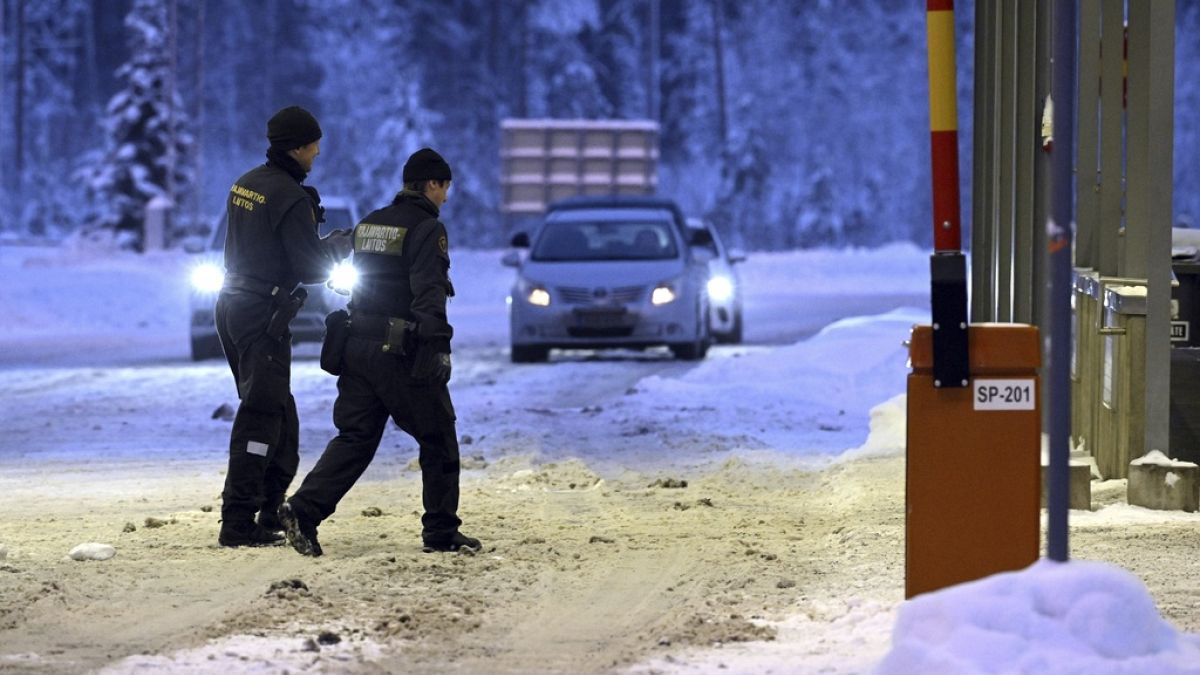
top-left (301, 0), bottom-right (435, 214)
top-left (80, 0), bottom-right (193, 251)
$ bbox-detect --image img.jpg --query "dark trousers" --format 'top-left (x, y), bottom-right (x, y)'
top-left (215, 290), bottom-right (300, 525)
top-left (289, 334), bottom-right (461, 541)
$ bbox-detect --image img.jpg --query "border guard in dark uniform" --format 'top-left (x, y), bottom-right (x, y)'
top-left (279, 148), bottom-right (480, 556)
top-left (216, 106), bottom-right (353, 547)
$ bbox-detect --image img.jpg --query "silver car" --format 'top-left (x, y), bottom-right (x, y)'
top-left (186, 196), bottom-right (360, 361)
top-left (503, 197), bottom-right (713, 363)
top-left (687, 217), bottom-right (747, 344)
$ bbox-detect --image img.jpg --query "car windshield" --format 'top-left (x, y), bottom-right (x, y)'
top-left (532, 220), bottom-right (679, 262)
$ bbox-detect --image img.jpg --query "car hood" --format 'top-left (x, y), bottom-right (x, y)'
top-left (520, 258), bottom-right (686, 288)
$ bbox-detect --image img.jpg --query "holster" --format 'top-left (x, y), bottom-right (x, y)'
top-left (320, 309), bottom-right (350, 375)
top-left (265, 287), bottom-right (308, 340)
top-left (347, 313), bottom-right (418, 357)
top-left (384, 318), bottom-right (418, 357)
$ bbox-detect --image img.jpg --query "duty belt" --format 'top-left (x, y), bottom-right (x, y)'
top-left (350, 313), bottom-right (417, 355)
top-left (348, 313), bottom-right (415, 339)
top-left (223, 273), bottom-right (287, 300)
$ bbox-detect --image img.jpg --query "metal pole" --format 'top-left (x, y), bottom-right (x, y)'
top-left (1034, 0), bottom-right (1053, 432)
top-left (972, 0), bottom-right (997, 323)
top-left (1047, 0), bottom-right (1077, 563)
top-left (997, 2), bottom-right (1016, 322)
top-left (1013, 0), bottom-right (1038, 325)
top-left (1098, 0), bottom-right (1124, 277)
top-left (1126, 0), bottom-right (1174, 457)
top-left (1076, 0), bottom-right (1102, 269)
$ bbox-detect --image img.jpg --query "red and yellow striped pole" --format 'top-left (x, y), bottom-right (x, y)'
top-left (927, 0), bottom-right (962, 253)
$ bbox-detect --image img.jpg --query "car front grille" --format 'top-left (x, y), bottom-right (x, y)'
top-left (568, 326), bottom-right (636, 338)
top-left (557, 285), bottom-right (646, 305)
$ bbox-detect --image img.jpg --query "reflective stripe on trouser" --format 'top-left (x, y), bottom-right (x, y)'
top-left (290, 335), bottom-right (461, 539)
top-left (216, 295), bottom-right (299, 523)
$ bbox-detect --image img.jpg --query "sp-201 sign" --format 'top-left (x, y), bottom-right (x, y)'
top-left (972, 379), bottom-right (1036, 411)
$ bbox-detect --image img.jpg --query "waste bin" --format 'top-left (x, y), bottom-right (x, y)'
top-left (1072, 269), bottom-right (1100, 457)
top-left (1172, 255), bottom-right (1200, 347)
top-left (1094, 284), bottom-right (1147, 479)
top-left (1170, 254), bottom-right (1200, 466)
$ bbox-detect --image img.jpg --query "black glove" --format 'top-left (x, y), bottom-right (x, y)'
top-left (412, 340), bottom-right (451, 384)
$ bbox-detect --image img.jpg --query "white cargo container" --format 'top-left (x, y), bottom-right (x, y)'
top-left (500, 119), bottom-right (659, 214)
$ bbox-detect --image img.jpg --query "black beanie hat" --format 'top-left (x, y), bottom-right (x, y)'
top-left (267, 106), bottom-right (322, 150)
top-left (403, 147), bottom-right (453, 183)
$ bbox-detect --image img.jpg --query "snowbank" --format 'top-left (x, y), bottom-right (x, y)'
top-left (877, 560), bottom-right (1200, 674)
top-left (623, 308), bottom-right (924, 454)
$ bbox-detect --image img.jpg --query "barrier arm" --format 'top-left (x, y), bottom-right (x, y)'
top-left (926, 0), bottom-right (969, 387)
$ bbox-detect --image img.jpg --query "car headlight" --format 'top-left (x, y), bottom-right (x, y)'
top-left (707, 275), bottom-right (734, 303)
top-left (328, 260), bottom-right (358, 294)
top-left (528, 286), bottom-right (551, 307)
top-left (651, 284), bottom-right (677, 305)
top-left (190, 262), bottom-right (225, 293)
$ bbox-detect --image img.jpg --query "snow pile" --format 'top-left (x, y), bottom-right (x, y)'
top-left (67, 543), bottom-right (116, 561)
top-left (841, 393), bottom-right (907, 461)
top-left (1131, 450), bottom-right (1198, 469)
top-left (97, 632), bottom-right (384, 674)
top-left (623, 308), bottom-right (924, 453)
top-left (877, 560), bottom-right (1200, 674)
top-left (0, 246), bottom-right (190, 339)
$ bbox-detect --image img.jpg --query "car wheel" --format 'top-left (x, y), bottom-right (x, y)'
top-left (191, 334), bottom-right (225, 361)
top-left (670, 340), bottom-right (707, 361)
top-left (511, 345), bottom-right (549, 363)
top-left (719, 309), bottom-right (744, 344)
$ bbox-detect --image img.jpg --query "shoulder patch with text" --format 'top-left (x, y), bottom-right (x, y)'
top-left (355, 223), bottom-right (408, 255)
top-left (229, 184), bottom-right (267, 213)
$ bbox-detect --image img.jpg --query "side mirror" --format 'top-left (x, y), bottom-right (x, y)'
top-left (510, 232), bottom-right (530, 248)
top-left (728, 248), bottom-right (747, 264)
top-left (500, 250), bottom-right (522, 268)
top-left (688, 228), bottom-right (714, 247)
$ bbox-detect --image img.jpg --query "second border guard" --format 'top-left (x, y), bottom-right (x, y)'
top-left (280, 148), bottom-right (481, 556)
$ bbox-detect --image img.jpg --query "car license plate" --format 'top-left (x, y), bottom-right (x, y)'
top-left (573, 308), bottom-right (627, 328)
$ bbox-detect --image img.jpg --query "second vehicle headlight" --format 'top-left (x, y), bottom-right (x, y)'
top-left (651, 283), bottom-right (677, 305)
top-left (707, 275), bottom-right (734, 303)
top-left (528, 286), bottom-right (551, 307)
top-left (328, 260), bottom-right (359, 294)
top-left (190, 262), bottom-right (225, 293)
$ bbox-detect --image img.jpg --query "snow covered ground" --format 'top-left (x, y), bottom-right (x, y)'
top-left (1, 241), bottom-right (1198, 674)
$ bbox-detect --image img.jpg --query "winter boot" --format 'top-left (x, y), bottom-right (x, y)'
top-left (278, 501), bottom-right (322, 557)
top-left (257, 501), bottom-right (284, 533)
top-left (218, 519), bottom-right (285, 548)
top-left (422, 531), bottom-right (482, 553)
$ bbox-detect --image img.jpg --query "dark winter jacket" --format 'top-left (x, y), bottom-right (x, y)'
top-left (350, 190), bottom-right (455, 352)
top-left (222, 162), bottom-right (339, 288)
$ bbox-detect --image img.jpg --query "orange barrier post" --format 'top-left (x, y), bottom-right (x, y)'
top-left (906, 325), bottom-right (1042, 598)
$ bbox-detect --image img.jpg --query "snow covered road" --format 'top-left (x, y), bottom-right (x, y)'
top-left (3, 242), bottom-right (1197, 674)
